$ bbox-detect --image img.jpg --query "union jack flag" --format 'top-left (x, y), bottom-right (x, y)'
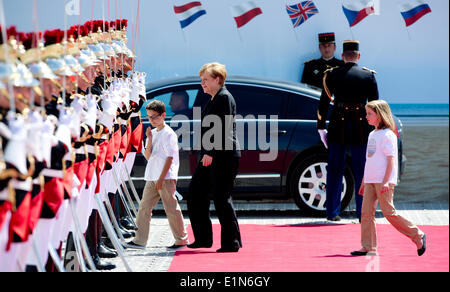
top-left (286, 1), bottom-right (319, 28)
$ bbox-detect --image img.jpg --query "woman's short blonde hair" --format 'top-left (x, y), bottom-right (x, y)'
top-left (199, 62), bottom-right (227, 86)
top-left (366, 100), bottom-right (396, 131)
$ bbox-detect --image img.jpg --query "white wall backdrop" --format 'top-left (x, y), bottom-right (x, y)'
top-left (3, 0), bottom-right (449, 103)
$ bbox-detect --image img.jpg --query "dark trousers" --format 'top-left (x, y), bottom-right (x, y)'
top-left (85, 210), bottom-right (102, 257)
top-left (187, 154), bottom-right (242, 249)
top-left (326, 143), bottom-right (366, 219)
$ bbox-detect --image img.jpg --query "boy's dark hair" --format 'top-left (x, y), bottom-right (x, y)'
top-left (145, 100), bottom-right (166, 114)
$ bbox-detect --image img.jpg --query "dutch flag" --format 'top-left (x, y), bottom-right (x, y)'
top-left (174, 1), bottom-right (206, 29)
top-left (399, 0), bottom-right (431, 27)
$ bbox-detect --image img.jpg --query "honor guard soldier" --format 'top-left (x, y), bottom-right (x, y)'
top-left (301, 32), bottom-right (344, 90)
top-left (317, 40), bottom-right (379, 222)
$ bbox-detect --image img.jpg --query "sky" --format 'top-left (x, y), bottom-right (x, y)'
top-left (3, 0), bottom-right (449, 104)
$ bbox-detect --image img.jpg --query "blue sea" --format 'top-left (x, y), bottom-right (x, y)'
top-left (390, 104), bottom-right (449, 126)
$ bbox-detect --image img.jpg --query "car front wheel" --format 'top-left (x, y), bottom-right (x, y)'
top-left (290, 153), bottom-right (354, 216)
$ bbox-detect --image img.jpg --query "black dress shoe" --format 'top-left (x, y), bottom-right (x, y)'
top-left (103, 237), bottom-right (115, 250)
top-left (92, 255), bottom-right (116, 271)
top-left (327, 216), bottom-right (342, 222)
top-left (216, 247), bottom-right (239, 253)
top-left (118, 225), bottom-right (135, 239)
top-left (418, 234), bottom-right (426, 256)
top-left (120, 217), bottom-right (138, 231)
top-left (98, 242), bottom-right (118, 258)
top-left (187, 242), bottom-right (212, 249)
top-left (103, 237), bottom-right (127, 250)
top-left (167, 244), bottom-right (187, 249)
top-left (127, 241), bottom-right (146, 250)
top-left (350, 250), bottom-right (377, 256)
top-left (351, 250), bottom-right (368, 256)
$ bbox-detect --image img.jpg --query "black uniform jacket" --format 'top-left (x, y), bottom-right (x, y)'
top-left (317, 62), bottom-right (379, 145)
top-left (200, 86), bottom-right (241, 159)
top-left (301, 57), bottom-right (345, 89)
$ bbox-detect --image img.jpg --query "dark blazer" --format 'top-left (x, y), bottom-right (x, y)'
top-left (317, 62), bottom-right (379, 145)
top-left (200, 86), bottom-right (241, 158)
top-left (301, 57), bottom-right (345, 89)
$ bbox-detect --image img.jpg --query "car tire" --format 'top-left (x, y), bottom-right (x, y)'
top-left (290, 153), bottom-right (354, 216)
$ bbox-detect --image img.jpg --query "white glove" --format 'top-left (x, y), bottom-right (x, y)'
top-left (86, 94), bottom-right (97, 109)
top-left (318, 129), bottom-right (328, 149)
top-left (130, 80), bottom-right (140, 103)
top-left (4, 115), bottom-right (28, 174)
top-left (58, 108), bottom-right (73, 126)
top-left (138, 83), bottom-right (146, 99)
top-left (26, 110), bottom-right (44, 162)
top-left (71, 96), bottom-right (85, 114)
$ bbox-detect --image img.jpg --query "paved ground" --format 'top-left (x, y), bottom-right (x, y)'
top-left (105, 201), bottom-right (449, 272)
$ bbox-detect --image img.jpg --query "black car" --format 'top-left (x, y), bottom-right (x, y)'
top-left (130, 75), bottom-right (406, 216)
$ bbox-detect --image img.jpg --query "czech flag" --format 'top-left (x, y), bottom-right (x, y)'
top-left (174, 1), bottom-right (206, 29)
top-left (399, 0), bottom-right (431, 27)
top-left (231, 1), bottom-right (263, 28)
top-left (342, 0), bottom-right (375, 27)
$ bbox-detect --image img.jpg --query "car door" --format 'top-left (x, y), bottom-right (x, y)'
top-left (226, 84), bottom-right (291, 194)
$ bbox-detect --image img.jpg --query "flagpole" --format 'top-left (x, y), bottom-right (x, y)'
top-left (291, 26), bottom-right (299, 42)
top-left (349, 26), bottom-right (355, 40)
top-left (181, 28), bottom-right (187, 43)
top-left (237, 28), bottom-right (243, 43)
top-left (405, 26), bottom-right (412, 41)
top-left (185, 28), bottom-right (190, 75)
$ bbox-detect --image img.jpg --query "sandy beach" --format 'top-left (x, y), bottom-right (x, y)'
top-left (395, 124), bottom-right (449, 203)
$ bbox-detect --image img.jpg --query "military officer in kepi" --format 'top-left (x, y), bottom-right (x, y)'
top-left (301, 32), bottom-right (344, 90)
top-left (317, 40), bottom-right (379, 222)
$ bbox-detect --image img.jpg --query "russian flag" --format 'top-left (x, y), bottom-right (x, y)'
top-left (231, 1), bottom-right (263, 28)
top-left (399, 0), bottom-right (431, 27)
top-left (342, 0), bottom-right (375, 27)
top-left (174, 1), bottom-right (206, 29)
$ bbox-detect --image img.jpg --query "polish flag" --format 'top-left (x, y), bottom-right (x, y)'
top-left (230, 1), bottom-right (263, 28)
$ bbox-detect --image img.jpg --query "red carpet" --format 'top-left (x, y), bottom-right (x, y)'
top-left (168, 224), bottom-right (449, 272)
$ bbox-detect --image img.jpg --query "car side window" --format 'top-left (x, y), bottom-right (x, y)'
top-left (226, 85), bottom-right (288, 118)
top-left (286, 93), bottom-right (319, 120)
top-left (143, 87), bottom-right (199, 120)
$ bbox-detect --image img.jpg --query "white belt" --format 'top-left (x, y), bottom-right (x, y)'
top-left (86, 145), bottom-right (96, 154)
top-left (41, 168), bottom-right (64, 178)
top-left (75, 147), bottom-right (85, 155)
top-left (0, 189), bottom-right (8, 201)
top-left (12, 179), bottom-right (32, 192)
top-left (63, 152), bottom-right (72, 160)
top-left (121, 120), bottom-right (128, 125)
top-left (130, 112), bottom-right (139, 118)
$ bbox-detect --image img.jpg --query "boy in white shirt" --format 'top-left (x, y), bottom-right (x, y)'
top-left (129, 100), bottom-right (189, 249)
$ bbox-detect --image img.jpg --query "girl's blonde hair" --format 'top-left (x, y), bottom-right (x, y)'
top-left (199, 62), bottom-right (227, 86)
top-left (366, 100), bottom-right (396, 131)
